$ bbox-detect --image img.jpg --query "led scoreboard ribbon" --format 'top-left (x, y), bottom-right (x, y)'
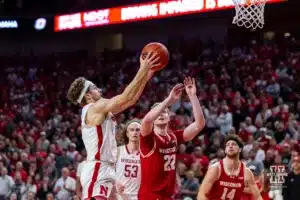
top-left (54, 0), bottom-right (284, 32)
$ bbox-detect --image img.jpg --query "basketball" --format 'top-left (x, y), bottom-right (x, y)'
top-left (141, 42), bottom-right (169, 71)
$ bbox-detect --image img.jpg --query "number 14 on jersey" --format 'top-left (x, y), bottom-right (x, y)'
top-left (221, 188), bottom-right (236, 200)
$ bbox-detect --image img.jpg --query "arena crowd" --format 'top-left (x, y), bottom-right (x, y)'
top-left (0, 37), bottom-right (300, 200)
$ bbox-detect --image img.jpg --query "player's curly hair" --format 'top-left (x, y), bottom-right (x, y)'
top-left (67, 77), bottom-right (87, 105)
top-left (121, 119), bottom-right (141, 144)
top-left (224, 134), bottom-right (244, 149)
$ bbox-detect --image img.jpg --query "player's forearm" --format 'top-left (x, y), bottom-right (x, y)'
top-left (121, 67), bottom-right (149, 104)
top-left (143, 97), bottom-right (172, 122)
top-left (183, 95), bottom-right (205, 141)
top-left (190, 94), bottom-right (205, 128)
top-left (197, 192), bottom-right (209, 200)
top-left (253, 195), bottom-right (263, 200)
top-left (128, 71), bottom-right (154, 104)
top-left (251, 184), bottom-right (263, 200)
top-left (243, 187), bottom-right (252, 194)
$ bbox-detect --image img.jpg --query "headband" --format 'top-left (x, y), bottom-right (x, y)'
top-left (77, 80), bottom-right (94, 104)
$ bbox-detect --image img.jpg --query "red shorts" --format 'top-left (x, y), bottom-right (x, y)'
top-left (138, 193), bottom-right (173, 200)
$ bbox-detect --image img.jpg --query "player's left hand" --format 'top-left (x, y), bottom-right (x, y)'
top-left (140, 52), bottom-right (161, 71)
top-left (168, 83), bottom-right (184, 104)
top-left (184, 77), bottom-right (196, 97)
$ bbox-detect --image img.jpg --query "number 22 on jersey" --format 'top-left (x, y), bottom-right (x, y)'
top-left (221, 188), bottom-right (236, 200)
top-left (164, 154), bottom-right (176, 171)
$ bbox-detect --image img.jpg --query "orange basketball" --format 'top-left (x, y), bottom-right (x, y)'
top-left (141, 42), bottom-right (169, 71)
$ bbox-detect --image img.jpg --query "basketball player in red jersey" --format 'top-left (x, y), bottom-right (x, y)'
top-left (139, 77), bottom-right (206, 200)
top-left (67, 53), bottom-right (159, 200)
top-left (197, 134), bottom-right (263, 200)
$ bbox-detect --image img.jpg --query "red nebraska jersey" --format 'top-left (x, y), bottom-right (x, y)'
top-left (138, 129), bottom-right (184, 199)
top-left (208, 159), bottom-right (245, 200)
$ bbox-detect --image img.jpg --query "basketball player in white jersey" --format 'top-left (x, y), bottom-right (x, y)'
top-left (116, 119), bottom-right (141, 200)
top-left (66, 53), bottom-right (160, 200)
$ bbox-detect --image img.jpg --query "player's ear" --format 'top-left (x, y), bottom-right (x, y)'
top-left (84, 93), bottom-right (92, 101)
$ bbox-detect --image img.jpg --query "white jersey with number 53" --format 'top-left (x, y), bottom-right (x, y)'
top-left (116, 145), bottom-right (141, 199)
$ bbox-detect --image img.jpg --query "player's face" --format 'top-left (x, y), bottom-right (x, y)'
top-left (225, 140), bottom-right (241, 159)
top-left (126, 122), bottom-right (141, 142)
top-left (86, 85), bottom-right (102, 101)
top-left (154, 109), bottom-right (170, 126)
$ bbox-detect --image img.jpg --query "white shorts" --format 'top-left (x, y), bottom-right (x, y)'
top-left (117, 194), bottom-right (138, 200)
top-left (81, 161), bottom-right (116, 199)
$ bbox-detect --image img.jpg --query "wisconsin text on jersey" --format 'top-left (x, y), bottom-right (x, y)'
top-left (159, 147), bottom-right (177, 154)
top-left (121, 158), bottom-right (140, 164)
top-left (220, 181), bottom-right (242, 188)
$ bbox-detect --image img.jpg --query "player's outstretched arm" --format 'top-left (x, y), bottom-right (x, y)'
top-left (93, 53), bottom-right (159, 115)
top-left (183, 77), bottom-right (205, 141)
top-left (141, 83), bottom-right (184, 136)
top-left (197, 164), bottom-right (219, 200)
top-left (245, 168), bottom-right (263, 200)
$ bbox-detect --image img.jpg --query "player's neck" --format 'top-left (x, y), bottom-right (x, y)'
top-left (154, 125), bottom-right (168, 135)
top-left (224, 157), bottom-right (240, 171)
top-left (127, 142), bottom-right (139, 153)
top-left (86, 99), bottom-right (97, 105)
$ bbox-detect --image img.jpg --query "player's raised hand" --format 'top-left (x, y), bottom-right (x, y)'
top-left (184, 77), bottom-right (197, 97)
top-left (140, 52), bottom-right (161, 71)
top-left (168, 83), bottom-right (184, 104)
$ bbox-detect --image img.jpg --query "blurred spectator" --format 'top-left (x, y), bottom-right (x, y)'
top-left (245, 117), bottom-right (258, 134)
top-left (180, 170), bottom-right (199, 199)
top-left (46, 193), bottom-right (55, 200)
top-left (53, 168), bottom-right (76, 200)
top-left (0, 167), bottom-right (15, 200)
top-left (203, 106), bottom-right (218, 133)
top-left (9, 193), bottom-right (17, 200)
top-left (11, 162), bottom-right (28, 182)
top-left (282, 156), bottom-right (300, 200)
top-left (36, 177), bottom-right (53, 200)
top-left (11, 172), bottom-right (26, 200)
top-left (252, 142), bottom-right (266, 163)
top-left (36, 132), bottom-right (50, 152)
top-left (22, 176), bottom-right (37, 200)
top-left (177, 144), bottom-right (194, 168)
top-left (216, 105), bottom-right (233, 134)
top-left (55, 149), bottom-right (71, 174)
